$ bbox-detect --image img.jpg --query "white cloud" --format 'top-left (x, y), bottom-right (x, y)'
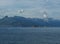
top-left (0, 0), bottom-right (60, 19)
top-left (0, 0), bottom-right (15, 6)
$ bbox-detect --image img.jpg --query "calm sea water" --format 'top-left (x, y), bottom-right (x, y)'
top-left (0, 27), bottom-right (60, 44)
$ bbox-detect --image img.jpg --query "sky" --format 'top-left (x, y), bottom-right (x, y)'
top-left (0, 0), bottom-right (60, 19)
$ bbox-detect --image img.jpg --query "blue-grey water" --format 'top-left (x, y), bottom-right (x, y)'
top-left (0, 27), bottom-right (60, 44)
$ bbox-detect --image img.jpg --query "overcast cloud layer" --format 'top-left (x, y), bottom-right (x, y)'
top-left (0, 0), bottom-right (60, 19)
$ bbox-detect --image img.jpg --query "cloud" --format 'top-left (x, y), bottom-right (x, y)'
top-left (0, 0), bottom-right (15, 6)
top-left (0, 0), bottom-right (60, 9)
top-left (0, 8), bottom-right (48, 18)
top-left (0, 0), bottom-right (60, 19)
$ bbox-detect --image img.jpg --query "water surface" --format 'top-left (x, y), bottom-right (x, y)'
top-left (0, 27), bottom-right (60, 44)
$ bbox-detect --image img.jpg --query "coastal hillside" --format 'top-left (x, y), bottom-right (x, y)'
top-left (0, 16), bottom-right (60, 27)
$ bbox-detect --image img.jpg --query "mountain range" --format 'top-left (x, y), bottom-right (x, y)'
top-left (0, 16), bottom-right (60, 27)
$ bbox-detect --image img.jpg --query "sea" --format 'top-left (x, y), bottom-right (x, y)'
top-left (0, 27), bottom-right (60, 44)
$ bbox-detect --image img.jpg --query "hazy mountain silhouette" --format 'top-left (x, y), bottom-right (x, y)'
top-left (0, 16), bottom-right (60, 27)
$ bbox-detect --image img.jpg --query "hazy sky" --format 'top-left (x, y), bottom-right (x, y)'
top-left (0, 0), bottom-right (60, 19)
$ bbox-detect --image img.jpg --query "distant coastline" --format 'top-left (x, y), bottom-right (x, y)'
top-left (0, 16), bottom-right (60, 27)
